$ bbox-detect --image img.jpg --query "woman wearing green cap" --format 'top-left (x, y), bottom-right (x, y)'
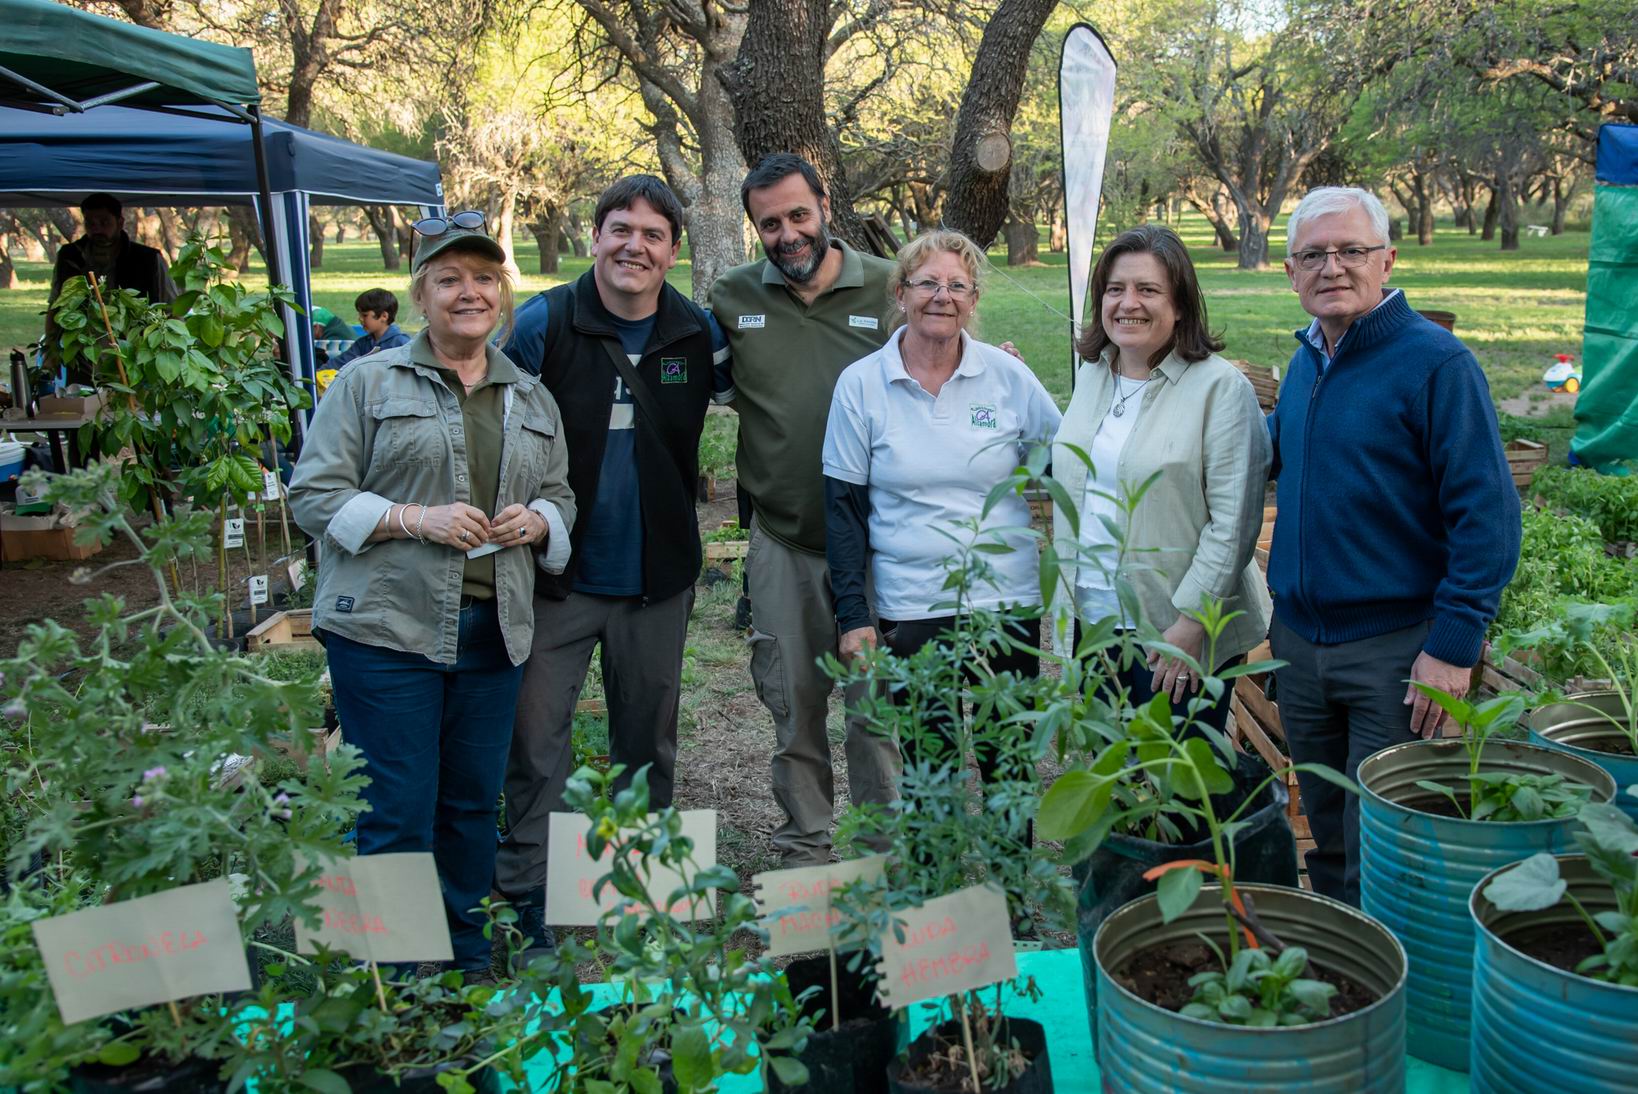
top-left (290, 212), bottom-right (576, 980)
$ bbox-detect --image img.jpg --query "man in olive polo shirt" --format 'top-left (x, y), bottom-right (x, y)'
top-left (709, 153), bottom-right (900, 866)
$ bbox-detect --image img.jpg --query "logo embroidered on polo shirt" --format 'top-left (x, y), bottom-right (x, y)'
top-left (335, 595), bottom-right (355, 613)
top-left (970, 404), bottom-right (999, 430)
top-left (660, 358), bottom-right (687, 384)
top-left (849, 315), bottom-right (879, 330)
top-left (738, 314), bottom-right (766, 329)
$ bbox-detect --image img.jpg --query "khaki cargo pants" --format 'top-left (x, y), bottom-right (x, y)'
top-left (744, 519), bottom-right (899, 865)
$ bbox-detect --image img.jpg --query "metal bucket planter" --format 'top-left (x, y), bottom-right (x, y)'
top-left (1093, 883), bottom-right (1407, 1093)
top-left (1528, 691), bottom-right (1638, 823)
top-left (1470, 855), bottom-right (1638, 1092)
top-left (1358, 739), bottom-right (1616, 1070)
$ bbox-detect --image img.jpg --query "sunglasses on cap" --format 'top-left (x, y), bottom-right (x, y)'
top-left (412, 210), bottom-right (488, 237)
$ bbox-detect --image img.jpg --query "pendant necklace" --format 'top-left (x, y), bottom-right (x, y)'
top-left (1112, 370), bottom-right (1151, 418)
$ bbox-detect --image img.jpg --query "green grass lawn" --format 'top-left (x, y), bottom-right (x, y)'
top-left (1, 211), bottom-right (1590, 410)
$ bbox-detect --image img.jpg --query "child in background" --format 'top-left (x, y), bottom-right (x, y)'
top-left (331, 288), bottom-right (410, 369)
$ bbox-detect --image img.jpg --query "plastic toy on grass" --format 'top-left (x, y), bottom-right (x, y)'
top-left (1543, 354), bottom-right (1581, 394)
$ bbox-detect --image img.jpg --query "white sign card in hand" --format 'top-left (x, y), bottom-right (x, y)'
top-left (544, 810), bottom-right (717, 926)
top-left (31, 879), bottom-right (252, 1024)
top-left (751, 854), bottom-right (888, 957)
top-left (222, 517), bottom-right (245, 549)
top-left (874, 884), bottom-right (1018, 1009)
top-left (248, 575), bottom-right (269, 605)
top-left (293, 852), bottom-right (453, 963)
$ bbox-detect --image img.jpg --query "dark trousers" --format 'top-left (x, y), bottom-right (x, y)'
top-left (325, 599), bottom-right (524, 970)
top-left (495, 588), bottom-right (693, 911)
top-left (1074, 624), bottom-right (1241, 738)
top-left (880, 614), bottom-right (1041, 829)
top-left (1269, 615), bottom-right (1426, 906)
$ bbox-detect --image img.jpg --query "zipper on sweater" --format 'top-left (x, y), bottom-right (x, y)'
top-left (1298, 354), bottom-right (1326, 640)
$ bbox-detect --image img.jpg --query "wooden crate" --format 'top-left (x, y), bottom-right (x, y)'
top-left (1231, 359), bottom-right (1280, 412)
top-left (1503, 439), bottom-right (1548, 492)
top-left (704, 540), bottom-right (749, 564)
top-left (1255, 505), bottom-right (1275, 575)
top-left (1228, 661), bottom-right (1311, 842)
top-left (246, 609), bottom-right (320, 653)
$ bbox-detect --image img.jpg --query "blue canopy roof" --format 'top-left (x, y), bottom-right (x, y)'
top-left (0, 102), bottom-right (442, 207)
top-left (1597, 123), bottom-right (1638, 186)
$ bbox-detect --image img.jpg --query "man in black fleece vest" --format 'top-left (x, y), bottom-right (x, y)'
top-left (495, 176), bottom-right (732, 959)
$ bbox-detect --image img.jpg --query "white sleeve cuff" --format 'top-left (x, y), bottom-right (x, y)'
top-left (530, 499), bottom-right (572, 575)
top-left (328, 492), bottom-right (393, 555)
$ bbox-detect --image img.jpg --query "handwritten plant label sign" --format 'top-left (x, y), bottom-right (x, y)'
top-left (544, 810), bottom-right (717, 926)
top-left (752, 854), bottom-right (888, 957)
top-left (262, 468), bottom-right (281, 500)
top-left (875, 884), bottom-right (1017, 1009)
top-left (287, 558), bottom-right (309, 591)
top-left (222, 517), bottom-right (245, 549)
top-left (294, 853), bottom-right (452, 963)
top-left (248, 575), bottom-right (269, 606)
top-left (31, 879), bottom-right (252, 1024)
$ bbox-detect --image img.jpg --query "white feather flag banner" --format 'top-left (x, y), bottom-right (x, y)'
top-left (1059, 23), bottom-right (1118, 381)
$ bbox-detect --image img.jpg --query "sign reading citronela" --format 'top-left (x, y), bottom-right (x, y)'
top-left (31, 879), bottom-right (252, 1024)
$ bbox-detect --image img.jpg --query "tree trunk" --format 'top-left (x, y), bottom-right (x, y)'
top-left (566, 211), bottom-right (589, 257)
top-left (1004, 215), bottom-right (1040, 266)
top-left (336, 225), bottom-right (347, 244)
top-left (495, 189), bottom-right (518, 267)
top-left (937, 0), bottom-right (1060, 248)
top-left (1235, 203), bottom-right (1272, 270)
top-left (685, 72), bottom-right (751, 300)
top-left (1048, 194), bottom-right (1067, 252)
top-left (1497, 174), bottom-right (1519, 251)
top-left (1415, 174), bottom-right (1434, 245)
top-left (530, 207), bottom-right (564, 274)
top-left (226, 206), bottom-right (263, 274)
top-left (0, 236), bottom-right (17, 290)
top-left (1550, 177), bottom-right (1567, 234)
top-left (309, 213), bottom-right (324, 268)
top-left (720, 0), bottom-right (871, 250)
top-left (1481, 188), bottom-right (1499, 241)
top-left (1387, 217), bottom-right (1403, 241)
top-left (363, 206), bottom-right (402, 270)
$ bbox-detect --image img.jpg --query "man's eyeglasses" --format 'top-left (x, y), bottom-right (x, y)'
top-left (1291, 245), bottom-right (1387, 272)
top-left (412, 210), bottom-right (488, 237)
top-left (906, 279), bottom-right (976, 299)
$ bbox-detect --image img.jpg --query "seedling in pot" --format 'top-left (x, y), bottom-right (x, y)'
top-left (1409, 688), bottom-right (1592, 820)
top-left (1482, 790), bottom-right (1638, 987)
top-left (1502, 599), bottom-right (1638, 751)
top-left (1179, 941), bottom-right (1338, 1027)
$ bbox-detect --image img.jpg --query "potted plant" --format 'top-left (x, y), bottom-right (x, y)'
top-left (825, 595), bottom-right (1073, 1093)
top-left (0, 461), bottom-right (367, 1090)
top-left (1504, 600), bottom-right (1638, 822)
top-left (517, 763), bottom-right (813, 1093)
top-left (1038, 607), bottom-right (1404, 1091)
top-left (1356, 686), bottom-right (1617, 1069)
top-left (1469, 793), bottom-right (1638, 1088)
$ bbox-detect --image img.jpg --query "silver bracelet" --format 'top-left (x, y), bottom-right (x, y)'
top-left (395, 504), bottom-right (415, 541)
top-left (413, 503), bottom-right (428, 543)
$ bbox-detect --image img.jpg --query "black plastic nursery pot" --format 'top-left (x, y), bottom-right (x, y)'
top-left (1071, 751), bottom-right (1298, 1055)
top-left (767, 953), bottom-right (899, 1094)
top-left (885, 1016), bottom-right (1051, 1094)
top-left (69, 1053), bottom-right (221, 1093)
top-left (1094, 883), bottom-right (1407, 1093)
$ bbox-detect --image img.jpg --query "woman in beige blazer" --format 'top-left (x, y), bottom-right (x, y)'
top-left (1051, 224), bottom-right (1270, 734)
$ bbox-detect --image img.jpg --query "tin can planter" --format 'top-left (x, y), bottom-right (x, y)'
top-left (1470, 855), bottom-right (1638, 1092)
top-left (768, 953), bottom-right (899, 1094)
top-left (1358, 740), bottom-right (1616, 1070)
top-left (885, 1016), bottom-right (1051, 1094)
top-left (1093, 884), bottom-right (1406, 1093)
top-left (1528, 692), bottom-right (1638, 823)
top-left (1071, 752), bottom-right (1298, 1056)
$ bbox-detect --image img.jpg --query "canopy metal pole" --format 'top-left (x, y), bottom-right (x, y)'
top-left (247, 105), bottom-right (303, 449)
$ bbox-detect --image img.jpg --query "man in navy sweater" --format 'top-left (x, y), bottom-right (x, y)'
top-left (1267, 187), bottom-right (1521, 906)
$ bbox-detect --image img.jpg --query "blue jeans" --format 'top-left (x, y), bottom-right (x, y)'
top-left (325, 599), bottom-right (524, 970)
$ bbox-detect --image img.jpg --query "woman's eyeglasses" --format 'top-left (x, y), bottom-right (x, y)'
top-left (906, 278), bottom-right (976, 299)
top-left (412, 210), bottom-right (488, 237)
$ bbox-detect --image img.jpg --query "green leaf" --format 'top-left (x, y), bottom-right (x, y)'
top-left (1287, 978), bottom-right (1337, 1015)
top-left (1483, 853), bottom-right (1566, 912)
top-left (1155, 864), bottom-right (1203, 923)
top-left (96, 1041), bottom-right (141, 1066)
top-left (768, 1055), bottom-right (810, 1086)
top-left (1217, 993), bottom-right (1252, 1022)
top-left (1577, 802), bottom-right (1638, 855)
top-left (671, 1022), bottom-right (714, 1089)
top-left (1182, 737), bottom-right (1234, 797)
top-left (300, 1070), bottom-right (353, 1094)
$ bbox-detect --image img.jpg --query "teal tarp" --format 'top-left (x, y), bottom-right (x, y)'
top-left (1572, 125), bottom-right (1638, 471)
top-left (0, 0), bottom-right (259, 110)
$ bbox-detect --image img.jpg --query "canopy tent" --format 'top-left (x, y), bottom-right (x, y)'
top-left (1572, 123), bottom-right (1638, 471)
top-left (0, 104), bottom-right (446, 405)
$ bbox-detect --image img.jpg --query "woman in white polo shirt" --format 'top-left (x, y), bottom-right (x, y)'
top-left (822, 228), bottom-right (1062, 786)
top-left (1051, 224), bottom-right (1270, 735)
